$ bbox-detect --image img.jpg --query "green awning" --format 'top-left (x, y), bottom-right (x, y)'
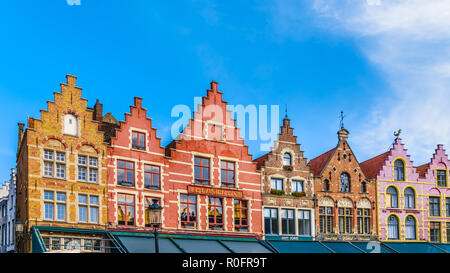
top-left (321, 242), bottom-right (364, 253)
top-left (114, 236), bottom-right (182, 253)
top-left (173, 238), bottom-right (231, 253)
top-left (221, 240), bottom-right (273, 253)
top-left (432, 244), bottom-right (450, 253)
top-left (268, 241), bottom-right (332, 253)
top-left (383, 242), bottom-right (446, 253)
top-left (351, 242), bottom-right (394, 253)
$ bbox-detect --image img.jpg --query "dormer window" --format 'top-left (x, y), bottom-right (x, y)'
top-left (283, 153), bottom-right (292, 166)
top-left (63, 114), bottom-right (78, 136)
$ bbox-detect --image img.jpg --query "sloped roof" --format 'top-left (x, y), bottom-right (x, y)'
top-left (360, 151), bottom-right (390, 179)
top-left (308, 148), bottom-right (336, 176)
top-left (416, 163), bottom-right (430, 178)
top-left (253, 152), bottom-right (270, 170)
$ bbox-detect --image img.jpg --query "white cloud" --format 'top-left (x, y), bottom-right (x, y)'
top-left (269, 0), bottom-right (450, 163)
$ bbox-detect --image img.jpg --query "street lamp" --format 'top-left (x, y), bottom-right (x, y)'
top-left (148, 198), bottom-right (162, 253)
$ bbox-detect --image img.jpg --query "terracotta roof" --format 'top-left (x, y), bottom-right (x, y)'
top-left (308, 148), bottom-right (336, 176)
top-left (416, 163), bottom-right (429, 178)
top-left (253, 152), bottom-right (270, 170)
top-left (360, 151), bottom-right (390, 179)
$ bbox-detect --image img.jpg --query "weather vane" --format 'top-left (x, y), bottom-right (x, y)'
top-left (339, 111), bottom-right (346, 128)
top-left (285, 104), bottom-right (288, 118)
top-left (394, 129), bottom-right (401, 138)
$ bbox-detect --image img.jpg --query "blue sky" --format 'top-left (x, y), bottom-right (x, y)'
top-left (1, 0), bottom-right (449, 184)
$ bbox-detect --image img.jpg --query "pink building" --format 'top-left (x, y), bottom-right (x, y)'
top-left (416, 144), bottom-right (450, 244)
top-left (361, 137), bottom-right (426, 242)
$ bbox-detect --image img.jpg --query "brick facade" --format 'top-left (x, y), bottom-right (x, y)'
top-left (163, 82), bottom-right (262, 238)
top-left (16, 75), bottom-right (109, 252)
top-left (106, 97), bottom-right (167, 231)
top-left (255, 117), bottom-right (315, 240)
top-left (309, 127), bottom-right (377, 241)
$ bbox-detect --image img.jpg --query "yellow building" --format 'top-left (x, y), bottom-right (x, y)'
top-left (16, 75), bottom-right (112, 253)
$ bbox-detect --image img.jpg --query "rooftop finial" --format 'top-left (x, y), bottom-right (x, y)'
top-left (285, 104), bottom-right (288, 119)
top-left (339, 110), bottom-right (346, 129)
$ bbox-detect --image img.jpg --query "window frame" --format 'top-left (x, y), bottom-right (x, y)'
top-left (264, 208), bottom-right (278, 235)
top-left (117, 160), bottom-right (135, 187)
top-left (394, 159), bottom-right (405, 181)
top-left (43, 149), bottom-right (66, 179)
top-left (436, 169), bottom-right (447, 187)
top-left (429, 196), bottom-right (441, 217)
top-left (233, 199), bottom-right (248, 232)
top-left (297, 209), bottom-right (311, 236)
top-left (78, 194), bottom-right (100, 224)
top-left (132, 131), bottom-right (146, 150)
top-left (144, 164), bottom-right (161, 190)
top-left (194, 156), bottom-right (210, 185)
top-left (208, 197), bottom-right (224, 231)
top-left (117, 193), bottom-right (135, 227)
top-left (180, 194), bottom-right (197, 229)
top-left (319, 206), bottom-right (333, 234)
top-left (43, 190), bottom-right (66, 222)
top-left (220, 161), bottom-right (236, 188)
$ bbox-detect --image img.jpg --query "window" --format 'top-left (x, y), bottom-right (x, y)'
top-left (447, 223), bottom-right (450, 243)
top-left (429, 196), bottom-right (441, 216)
top-left (270, 178), bottom-right (283, 191)
top-left (357, 209), bottom-right (370, 234)
top-left (234, 200), bottom-right (248, 232)
top-left (221, 161), bottom-right (235, 187)
top-left (361, 182), bottom-right (367, 193)
top-left (118, 194), bottom-right (135, 226)
top-left (78, 194), bottom-right (99, 223)
top-left (437, 170), bottom-right (447, 187)
top-left (298, 210), bottom-right (311, 236)
top-left (194, 157), bottom-right (210, 185)
top-left (446, 198), bottom-right (450, 217)
top-left (208, 197), bottom-right (223, 230)
top-left (386, 186), bottom-right (398, 208)
top-left (404, 188), bottom-right (415, 209)
top-left (291, 180), bottom-right (304, 193)
top-left (43, 150), bottom-right (66, 179)
top-left (144, 165), bottom-right (160, 190)
top-left (339, 208), bottom-right (352, 234)
top-left (145, 196), bottom-right (161, 228)
top-left (405, 216), bottom-right (416, 240)
top-left (44, 191), bottom-right (66, 221)
top-left (63, 114), bottom-right (78, 136)
top-left (78, 155), bottom-right (98, 183)
top-left (394, 159), bottom-right (405, 181)
top-left (387, 215), bottom-right (399, 240)
top-left (283, 153), bottom-right (292, 166)
top-left (117, 160), bottom-right (135, 186)
top-left (180, 194), bottom-right (197, 229)
top-left (319, 207), bottom-right (333, 233)
top-left (264, 208), bottom-right (278, 235)
top-left (132, 131), bottom-right (146, 150)
top-left (323, 179), bottom-right (330, 192)
top-left (281, 209), bottom-right (295, 235)
top-left (339, 173), bottom-right (350, 192)
top-left (430, 222), bottom-right (441, 242)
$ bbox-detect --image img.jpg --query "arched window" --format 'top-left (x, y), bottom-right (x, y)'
top-left (404, 188), bottom-right (415, 209)
top-left (323, 179), bottom-right (330, 192)
top-left (283, 153), bottom-right (292, 166)
top-left (386, 186), bottom-right (398, 208)
top-left (394, 159), bottom-right (405, 181)
top-left (361, 182), bottom-right (367, 193)
top-left (387, 215), bottom-right (399, 239)
top-left (405, 216), bottom-right (416, 240)
top-left (63, 114), bottom-right (78, 136)
top-left (340, 173), bottom-right (350, 192)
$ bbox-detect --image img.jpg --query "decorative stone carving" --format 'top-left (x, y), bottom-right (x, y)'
top-left (338, 198), bottom-right (353, 208)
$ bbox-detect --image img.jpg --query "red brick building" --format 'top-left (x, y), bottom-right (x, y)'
top-left (163, 82), bottom-right (262, 238)
top-left (309, 126), bottom-right (377, 241)
top-left (106, 97), bottom-right (167, 231)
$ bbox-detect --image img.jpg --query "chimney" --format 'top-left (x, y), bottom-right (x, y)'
top-left (93, 99), bottom-right (103, 122)
top-left (17, 123), bottom-right (24, 152)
